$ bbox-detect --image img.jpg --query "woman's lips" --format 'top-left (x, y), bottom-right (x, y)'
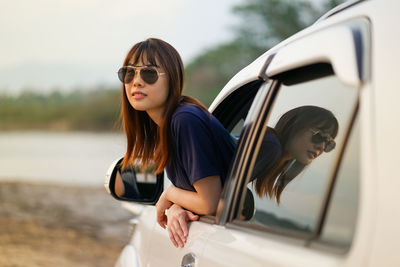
top-left (307, 151), bottom-right (317, 159)
top-left (132, 91), bottom-right (147, 100)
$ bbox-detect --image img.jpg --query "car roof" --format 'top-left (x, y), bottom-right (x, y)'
top-left (314, 0), bottom-right (366, 23)
top-left (209, 0), bottom-right (371, 113)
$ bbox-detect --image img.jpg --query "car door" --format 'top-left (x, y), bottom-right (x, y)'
top-left (143, 78), bottom-right (264, 267)
top-left (199, 18), bottom-right (369, 266)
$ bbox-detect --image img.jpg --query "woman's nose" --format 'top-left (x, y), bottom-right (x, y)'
top-left (314, 142), bottom-right (325, 153)
top-left (132, 70), bottom-right (144, 87)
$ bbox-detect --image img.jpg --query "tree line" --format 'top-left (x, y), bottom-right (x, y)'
top-left (0, 0), bottom-right (343, 131)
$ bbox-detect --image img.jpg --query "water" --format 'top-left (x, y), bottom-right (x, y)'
top-left (0, 131), bottom-right (126, 186)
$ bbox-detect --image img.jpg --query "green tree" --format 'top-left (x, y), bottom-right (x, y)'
top-left (185, 0), bottom-right (345, 106)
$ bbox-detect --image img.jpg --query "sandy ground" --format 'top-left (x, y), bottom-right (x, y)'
top-left (0, 181), bottom-right (134, 267)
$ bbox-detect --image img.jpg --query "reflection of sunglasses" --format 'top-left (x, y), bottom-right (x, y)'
top-left (117, 65), bottom-right (165, 84)
top-left (310, 129), bottom-right (336, 152)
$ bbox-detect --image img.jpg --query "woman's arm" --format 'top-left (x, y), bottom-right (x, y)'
top-left (155, 175), bottom-right (222, 229)
top-left (166, 175), bottom-right (222, 215)
top-left (115, 170), bottom-right (125, 197)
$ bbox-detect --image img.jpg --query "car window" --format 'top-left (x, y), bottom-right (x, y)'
top-left (319, 116), bottom-right (359, 248)
top-left (234, 69), bottom-right (359, 244)
top-left (212, 80), bottom-right (263, 137)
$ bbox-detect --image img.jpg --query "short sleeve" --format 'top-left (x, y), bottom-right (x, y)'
top-left (171, 111), bottom-right (220, 186)
top-left (250, 134), bottom-right (282, 182)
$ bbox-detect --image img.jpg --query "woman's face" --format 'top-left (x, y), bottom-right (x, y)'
top-left (124, 57), bottom-right (169, 118)
top-left (286, 128), bottom-right (326, 165)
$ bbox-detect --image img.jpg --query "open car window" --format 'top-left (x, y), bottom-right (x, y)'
top-left (233, 65), bottom-right (360, 249)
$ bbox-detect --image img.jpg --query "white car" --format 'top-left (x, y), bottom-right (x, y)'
top-left (105, 0), bottom-right (400, 266)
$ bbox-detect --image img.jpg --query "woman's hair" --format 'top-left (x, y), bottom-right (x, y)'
top-left (120, 38), bottom-right (206, 173)
top-left (253, 105), bottom-right (339, 203)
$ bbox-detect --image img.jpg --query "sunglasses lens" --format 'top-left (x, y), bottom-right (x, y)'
top-left (117, 67), bottom-right (160, 84)
top-left (311, 131), bottom-right (336, 152)
top-left (324, 141), bottom-right (336, 152)
top-left (140, 68), bottom-right (159, 84)
top-left (125, 69), bottom-right (135, 83)
top-left (117, 68), bottom-right (126, 83)
top-left (118, 68), bottom-right (136, 84)
top-left (311, 132), bottom-right (325, 144)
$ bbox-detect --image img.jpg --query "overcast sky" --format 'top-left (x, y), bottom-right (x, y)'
top-left (0, 0), bottom-right (242, 93)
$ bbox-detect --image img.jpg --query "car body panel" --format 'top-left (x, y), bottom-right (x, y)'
top-left (362, 1), bottom-right (400, 266)
top-left (201, 224), bottom-right (343, 267)
top-left (114, 245), bottom-right (140, 267)
top-left (266, 22), bottom-right (363, 87)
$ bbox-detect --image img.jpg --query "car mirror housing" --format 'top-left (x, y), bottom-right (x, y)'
top-left (104, 157), bottom-right (164, 205)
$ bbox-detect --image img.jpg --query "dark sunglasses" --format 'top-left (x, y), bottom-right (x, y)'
top-left (310, 129), bottom-right (336, 152)
top-left (117, 65), bottom-right (165, 84)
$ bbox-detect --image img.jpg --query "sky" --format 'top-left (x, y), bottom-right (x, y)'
top-left (0, 0), bottom-right (242, 93)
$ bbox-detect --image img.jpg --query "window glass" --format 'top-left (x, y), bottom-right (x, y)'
top-left (231, 118), bottom-right (245, 138)
top-left (216, 81), bottom-right (266, 138)
top-left (320, 117), bottom-right (359, 247)
top-left (238, 74), bottom-right (359, 238)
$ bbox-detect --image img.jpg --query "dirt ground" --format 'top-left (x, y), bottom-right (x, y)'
top-left (0, 181), bottom-right (134, 267)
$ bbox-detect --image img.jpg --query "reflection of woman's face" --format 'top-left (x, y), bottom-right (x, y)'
top-left (287, 128), bottom-right (325, 165)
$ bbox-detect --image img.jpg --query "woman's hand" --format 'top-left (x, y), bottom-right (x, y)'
top-left (155, 190), bottom-right (173, 229)
top-left (166, 204), bottom-right (199, 248)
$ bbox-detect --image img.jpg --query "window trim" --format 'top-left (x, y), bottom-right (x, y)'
top-left (208, 79), bottom-right (265, 225)
top-left (216, 80), bottom-right (279, 225)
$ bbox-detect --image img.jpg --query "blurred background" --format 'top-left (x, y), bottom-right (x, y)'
top-left (0, 0), bottom-right (343, 266)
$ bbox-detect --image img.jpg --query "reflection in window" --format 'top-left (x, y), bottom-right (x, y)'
top-left (320, 117), bottom-right (359, 247)
top-left (241, 75), bottom-right (358, 237)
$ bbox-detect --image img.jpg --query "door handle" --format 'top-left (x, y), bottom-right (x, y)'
top-left (181, 253), bottom-right (197, 267)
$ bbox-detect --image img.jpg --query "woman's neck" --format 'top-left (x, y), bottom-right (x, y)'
top-left (146, 109), bottom-right (163, 126)
top-left (281, 151), bottom-right (292, 162)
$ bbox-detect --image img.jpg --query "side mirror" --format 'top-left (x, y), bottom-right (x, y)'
top-left (104, 157), bottom-right (163, 205)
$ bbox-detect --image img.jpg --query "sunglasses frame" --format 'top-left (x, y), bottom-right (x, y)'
top-left (310, 128), bottom-right (336, 152)
top-left (117, 65), bottom-right (165, 84)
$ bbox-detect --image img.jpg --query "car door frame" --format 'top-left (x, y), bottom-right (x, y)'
top-left (200, 16), bottom-right (370, 267)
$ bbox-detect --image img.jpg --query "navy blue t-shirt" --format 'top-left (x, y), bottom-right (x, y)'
top-left (250, 132), bottom-right (282, 182)
top-left (165, 104), bottom-right (236, 192)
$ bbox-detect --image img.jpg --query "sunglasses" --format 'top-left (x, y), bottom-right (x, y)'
top-left (310, 129), bottom-right (336, 152)
top-left (117, 65), bottom-right (165, 84)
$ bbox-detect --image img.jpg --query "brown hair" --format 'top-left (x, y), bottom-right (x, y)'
top-left (120, 38), bottom-right (206, 173)
top-left (253, 105), bottom-right (339, 203)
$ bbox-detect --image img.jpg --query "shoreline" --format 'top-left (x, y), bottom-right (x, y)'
top-left (0, 181), bottom-right (133, 267)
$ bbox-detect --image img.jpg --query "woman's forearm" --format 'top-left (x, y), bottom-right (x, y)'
top-left (165, 187), bottom-right (216, 215)
top-left (165, 176), bottom-right (221, 215)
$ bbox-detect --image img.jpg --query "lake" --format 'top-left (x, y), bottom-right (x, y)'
top-left (0, 131), bottom-right (126, 186)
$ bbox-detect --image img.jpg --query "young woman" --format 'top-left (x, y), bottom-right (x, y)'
top-left (250, 105), bottom-right (339, 203)
top-left (116, 38), bottom-right (236, 247)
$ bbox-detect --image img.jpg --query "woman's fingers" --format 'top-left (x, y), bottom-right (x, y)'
top-left (177, 212), bottom-right (189, 238)
top-left (186, 210), bottom-right (200, 222)
top-left (173, 217), bottom-right (186, 242)
top-left (157, 214), bottom-right (167, 229)
top-left (165, 204), bottom-right (192, 247)
top-left (156, 205), bottom-right (166, 228)
top-left (164, 204), bottom-right (200, 248)
top-left (168, 221), bottom-right (185, 248)
top-left (168, 227), bottom-right (180, 248)
top-left (167, 215), bottom-right (184, 247)
top-left (155, 193), bottom-right (173, 229)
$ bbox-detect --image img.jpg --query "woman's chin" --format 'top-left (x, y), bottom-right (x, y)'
top-left (297, 157), bottom-right (312, 165)
top-left (130, 103), bottom-right (147, 111)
